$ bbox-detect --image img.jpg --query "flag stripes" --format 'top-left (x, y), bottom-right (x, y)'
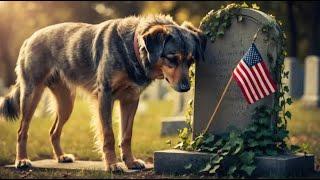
top-left (232, 43), bottom-right (277, 104)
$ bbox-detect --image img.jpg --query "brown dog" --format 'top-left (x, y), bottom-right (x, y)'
top-left (0, 14), bottom-right (206, 172)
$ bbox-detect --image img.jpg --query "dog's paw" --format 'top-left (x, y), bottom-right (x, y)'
top-left (125, 159), bottom-right (146, 170)
top-left (15, 159), bottom-right (32, 169)
top-left (58, 154), bottom-right (75, 163)
top-left (106, 162), bottom-right (126, 173)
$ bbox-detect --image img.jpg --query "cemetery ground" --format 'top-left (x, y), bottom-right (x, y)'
top-left (0, 94), bottom-right (320, 178)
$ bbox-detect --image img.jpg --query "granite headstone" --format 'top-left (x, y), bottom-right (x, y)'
top-left (193, 8), bottom-right (279, 136)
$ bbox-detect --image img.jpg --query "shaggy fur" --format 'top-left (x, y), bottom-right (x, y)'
top-left (0, 14), bottom-right (206, 172)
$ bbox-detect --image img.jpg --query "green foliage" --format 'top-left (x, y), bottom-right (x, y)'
top-left (176, 2), bottom-right (303, 178)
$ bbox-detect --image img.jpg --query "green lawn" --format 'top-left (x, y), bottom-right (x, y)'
top-left (287, 99), bottom-right (320, 167)
top-left (0, 92), bottom-right (179, 166)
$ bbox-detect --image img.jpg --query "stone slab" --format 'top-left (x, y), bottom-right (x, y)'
top-left (161, 116), bottom-right (188, 136)
top-left (154, 150), bottom-right (315, 177)
top-left (4, 159), bottom-right (154, 173)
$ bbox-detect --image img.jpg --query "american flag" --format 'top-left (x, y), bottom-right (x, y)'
top-left (232, 43), bottom-right (277, 104)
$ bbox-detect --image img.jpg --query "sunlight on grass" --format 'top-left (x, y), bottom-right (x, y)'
top-left (287, 99), bottom-right (320, 163)
top-left (0, 92), bottom-right (180, 165)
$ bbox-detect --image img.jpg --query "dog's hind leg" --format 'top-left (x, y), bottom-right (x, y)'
top-left (47, 78), bottom-right (75, 163)
top-left (16, 84), bottom-right (45, 169)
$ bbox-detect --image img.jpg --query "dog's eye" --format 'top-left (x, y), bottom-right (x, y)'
top-left (164, 56), bottom-right (178, 68)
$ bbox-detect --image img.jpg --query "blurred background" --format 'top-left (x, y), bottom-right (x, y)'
top-left (0, 1), bottom-right (319, 168)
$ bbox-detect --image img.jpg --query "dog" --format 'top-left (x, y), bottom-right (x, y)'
top-left (0, 14), bottom-right (206, 172)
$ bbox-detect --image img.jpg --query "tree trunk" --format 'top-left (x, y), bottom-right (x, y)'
top-left (309, 3), bottom-right (320, 55)
top-left (286, 1), bottom-right (297, 57)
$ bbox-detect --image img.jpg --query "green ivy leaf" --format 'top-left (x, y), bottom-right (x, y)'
top-left (248, 140), bottom-right (259, 148)
top-left (240, 165), bottom-right (256, 176)
top-left (266, 149), bottom-right (278, 156)
top-left (290, 145), bottom-right (301, 153)
top-left (209, 164), bottom-right (220, 174)
top-left (259, 139), bottom-right (273, 147)
top-left (228, 165), bottom-right (237, 175)
top-left (286, 98), bottom-right (293, 105)
top-left (276, 129), bottom-right (289, 140)
top-left (283, 86), bottom-right (289, 93)
top-left (232, 144), bottom-right (243, 155)
top-left (217, 31), bottom-right (225, 37)
top-left (239, 151), bottom-right (255, 164)
top-left (174, 142), bottom-right (183, 149)
top-left (241, 2), bottom-right (249, 8)
top-left (213, 156), bottom-right (224, 164)
top-left (285, 111), bottom-right (292, 119)
top-left (184, 163), bottom-right (192, 170)
top-left (204, 134), bottom-right (215, 144)
top-left (252, 3), bottom-right (260, 10)
top-left (199, 163), bottom-right (211, 173)
top-left (213, 21), bottom-right (219, 27)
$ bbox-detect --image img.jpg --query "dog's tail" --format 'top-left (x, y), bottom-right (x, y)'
top-left (0, 83), bottom-right (20, 121)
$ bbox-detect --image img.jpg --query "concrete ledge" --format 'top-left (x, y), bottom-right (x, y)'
top-left (154, 149), bottom-right (315, 177)
top-left (5, 159), bottom-right (154, 173)
top-left (161, 116), bottom-right (187, 136)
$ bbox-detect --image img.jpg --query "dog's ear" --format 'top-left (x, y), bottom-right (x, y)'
top-left (181, 21), bottom-right (207, 62)
top-left (141, 25), bottom-right (171, 65)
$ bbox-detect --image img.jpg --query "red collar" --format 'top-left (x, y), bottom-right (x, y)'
top-left (133, 30), bottom-right (143, 67)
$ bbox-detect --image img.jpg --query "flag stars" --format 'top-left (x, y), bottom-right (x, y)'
top-left (243, 44), bottom-right (263, 67)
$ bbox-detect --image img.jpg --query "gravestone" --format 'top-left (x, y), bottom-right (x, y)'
top-left (154, 7), bottom-right (315, 177)
top-left (301, 55), bottom-right (320, 108)
top-left (141, 80), bottom-right (168, 100)
top-left (193, 8), bottom-right (278, 136)
top-left (0, 79), bottom-right (5, 95)
top-left (283, 57), bottom-right (304, 99)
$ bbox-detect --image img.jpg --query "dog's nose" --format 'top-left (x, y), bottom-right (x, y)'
top-left (179, 81), bottom-right (190, 92)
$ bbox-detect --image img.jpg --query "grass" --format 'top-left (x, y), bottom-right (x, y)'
top-left (287, 99), bottom-right (320, 167)
top-left (0, 91), bottom-right (180, 166)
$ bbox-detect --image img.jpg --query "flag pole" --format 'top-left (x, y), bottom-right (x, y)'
top-left (203, 74), bottom-right (233, 135)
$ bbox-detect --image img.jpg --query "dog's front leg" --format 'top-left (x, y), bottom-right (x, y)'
top-left (119, 98), bottom-right (146, 170)
top-left (98, 90), bottom-right (124, 172)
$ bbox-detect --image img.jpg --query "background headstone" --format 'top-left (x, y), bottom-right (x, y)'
top-left (283, 57), bottom-right (304, 99)
top-left (0, 79), bottom-right (5, 95)
top-left (141, 80), bottom-right (168, 100)
top-left (193, 8), bottom-right (279, 136)
top-left (160, 91), bottom-right (191, 136)
top-left (301, 55), bottom-right (320, 107)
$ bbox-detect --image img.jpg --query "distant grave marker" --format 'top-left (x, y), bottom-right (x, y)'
top-left (283, 57), bottom-right (304, 99)
top-left (302, 55), bottom-right (320, 107)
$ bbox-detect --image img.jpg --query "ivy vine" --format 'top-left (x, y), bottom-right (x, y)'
top-left (174, 2), bottom-right (301, 178)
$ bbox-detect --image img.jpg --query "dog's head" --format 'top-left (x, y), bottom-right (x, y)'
top-left (140, 21), bottom-right (207, 92)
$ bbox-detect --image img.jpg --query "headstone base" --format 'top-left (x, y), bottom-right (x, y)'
top-left (301, 96), bottom-right (320, 108)
top-left (154, 150), bottom-right (315, 177)
top-left (5, 159), bottom-right (154, 173)
top-left (160, 116), bottom-right (187, 136)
